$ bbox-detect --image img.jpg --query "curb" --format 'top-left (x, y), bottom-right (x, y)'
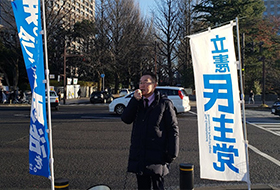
top-left (194, 184), bottom-right (280, 190)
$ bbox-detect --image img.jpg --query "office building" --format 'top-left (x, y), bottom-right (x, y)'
top-left (0, 0), bottom-right (95, 30)
top-left (49, 0), bottom-right (95, 28)
top-left (263, 0), bottom-right (280, 16)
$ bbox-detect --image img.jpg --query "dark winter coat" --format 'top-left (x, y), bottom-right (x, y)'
top-left (121, 90), bottom-right (179, 176)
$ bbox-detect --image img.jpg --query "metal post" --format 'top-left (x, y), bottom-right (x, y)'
top-left (41, 0), bottom-right (55, 188)
top-left (241, 33), bottom-right (245, 92)
top-left (236, 17), bottom-right (251, 190)
top-left (179, 163), bottom-right (194, 190)
top-left (262, 57), bottom-right (265, 105)
top-left (259, 43), bottom-right (265, 105)
top-left (103, 76), bottom-right (105, 91)
top-left (63, 45), bottom-right (66, 105)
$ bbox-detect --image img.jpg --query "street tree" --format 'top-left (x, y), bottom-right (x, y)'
top-left (90, 0), bottom-right (115, 90)
top-left (243, 16), bottom-right (280, 94)
top-left (71, 20), bottom-right (96, 82)
top-left (100, 0), bottom-right (155, 91)
top-left (192, 0), bottom-right (278, 95)
top-left (44, 0), bottom-right (75, 82)
top-left (193, 0), bottom-right (265, 26)
top-left (0, 0), bottom-right (70, 90)
top-left (177, 0), bottom-right (201, 89)
top-left (153, 0), bottom-right (181, 85)
top-left (0, 0), bottom-right (26, 91)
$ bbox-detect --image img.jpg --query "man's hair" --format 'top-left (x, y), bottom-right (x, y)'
top-left (142, 71), bottom-right (158, 84)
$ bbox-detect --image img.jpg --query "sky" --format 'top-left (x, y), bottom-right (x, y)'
top-left (135, 0), bottom-right (157, 18)
top-left (95, 0), bottom-right (157, 18)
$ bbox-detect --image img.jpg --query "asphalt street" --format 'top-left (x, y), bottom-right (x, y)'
top-left (0, 99), bottom-right (279, 190)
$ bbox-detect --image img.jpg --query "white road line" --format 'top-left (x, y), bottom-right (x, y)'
top-left (248, 144), bottom-right (280, 167)
top-left (247, 122), bottom-right (280, 137)
top-left (261, 126), bottom-right (280, 128)
top-left (266, 127), bottom-right (280, 132)
top-left (81, 116), bottom-right (119, 119)
top-left (188, 111), bottom-right (197, 115)
top-left (255, 123), bottom-right (280, 124)
top-left (188, 111), bottom-right (280, 167)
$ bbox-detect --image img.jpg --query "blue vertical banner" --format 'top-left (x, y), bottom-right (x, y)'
top-left (11, 0), bottom-right (50, 178)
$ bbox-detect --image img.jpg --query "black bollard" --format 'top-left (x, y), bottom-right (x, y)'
top-left (179, 163), bottom-right (194, 190)
top-left (55, 178), bottom-right (69, 190)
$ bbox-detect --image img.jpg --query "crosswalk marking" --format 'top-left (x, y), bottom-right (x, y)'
top-left (253, 123), bottom-right (280, 126)
top-left (189, 109), bottom-right (280, 167)
top-left (247, 121), bottom-right (280, 137)
top-left (248, 144), bottom-right (280, 167)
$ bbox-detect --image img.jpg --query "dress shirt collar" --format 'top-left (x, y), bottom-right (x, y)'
top-left (144, 92), bottom-right (155, 107)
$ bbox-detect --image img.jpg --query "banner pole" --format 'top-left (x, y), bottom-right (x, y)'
top-left (41, 0), bottom-right (55, 189)
top-left (235, 17), bottom-right (251, 190)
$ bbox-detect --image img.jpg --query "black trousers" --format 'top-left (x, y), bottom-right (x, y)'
top-left (136, 174), bottom-right (164, 190)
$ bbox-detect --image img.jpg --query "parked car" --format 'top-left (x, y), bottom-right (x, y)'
top-left (119, 89), bottom-right (131, 97)
top-left (109, 86), bottom-right (191, 115)
top-left (90, 91), bottom-right (114, 104)
top-left (46, 90), bottom-right (59, 110)
top-left (271, 99), bottom-right (280, 116)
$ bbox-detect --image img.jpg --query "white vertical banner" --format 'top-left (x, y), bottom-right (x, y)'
top-left (189, 22), bottom-right (249, 182)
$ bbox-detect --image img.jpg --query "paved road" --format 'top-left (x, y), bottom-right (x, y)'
top-left (0, 104), bottom-right (279, 190)
top-left (189, 107), bottom-right (280, 186)
top-left (245, 109), bottom-right (280, 136)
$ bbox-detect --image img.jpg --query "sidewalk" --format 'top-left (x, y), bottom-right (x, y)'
top-left (245, 100), bottom-right (274, 110)
top-left (189, 99), bottom-right (274, 110)
top-left (60, 97), bottom-right (89, 105)
top-left (194, 184), bottom-right (279, 190)
top-left (0, 97), bottom-right (90, 107)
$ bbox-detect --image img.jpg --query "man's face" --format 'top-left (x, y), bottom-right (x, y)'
top-left (139, 75), bottom-right (157, 98)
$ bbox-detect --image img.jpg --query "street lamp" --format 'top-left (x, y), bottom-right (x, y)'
top-left (63, 46), bottom-right (67, 104)
top-left (101, 73), bottom-right (105, 91)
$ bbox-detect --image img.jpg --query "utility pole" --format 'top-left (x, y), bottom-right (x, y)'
top-left (259, 42), bottom-right (266, 106)
top-left (63, 45), bottom-right (67, 105)
top-left (241, 33), bottom-right (245, 91)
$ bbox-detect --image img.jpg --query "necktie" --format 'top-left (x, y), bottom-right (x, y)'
top-left (144, 99), bottom-right (149, 109)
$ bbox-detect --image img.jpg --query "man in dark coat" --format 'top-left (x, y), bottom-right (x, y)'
top-left (121, 72), bottom-right (179, 190)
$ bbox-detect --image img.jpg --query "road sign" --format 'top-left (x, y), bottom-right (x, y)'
top-left (101, 74), bottom-right (105, 78)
